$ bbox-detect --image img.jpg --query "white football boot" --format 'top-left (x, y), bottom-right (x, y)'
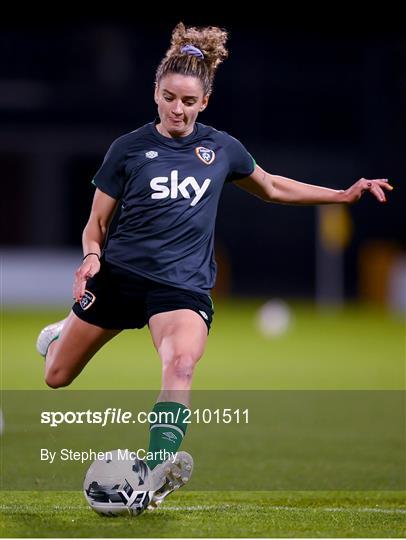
top-left (147, 451), bottom-right (194, 511)
top-left (36, 319), bottom-right (66, 357)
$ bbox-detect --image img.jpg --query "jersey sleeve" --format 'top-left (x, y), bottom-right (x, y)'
top-left (91, 138), bottom-right (126, 199)
top-left (223, 134), bottom-right (256, 183)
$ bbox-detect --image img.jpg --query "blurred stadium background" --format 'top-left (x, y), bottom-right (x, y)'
top-left (1, 20), bottom-right (405, 389)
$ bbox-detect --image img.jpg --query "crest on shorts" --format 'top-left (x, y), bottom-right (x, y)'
top-left (80, 290), bottom-right (96, 311)
top-left (195, 147), bottom-right (215, 165)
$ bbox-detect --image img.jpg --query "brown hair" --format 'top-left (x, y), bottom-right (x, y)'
top-left (155, 22), bottom-right (229, 96)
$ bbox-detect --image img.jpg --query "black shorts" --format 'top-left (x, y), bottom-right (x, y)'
top-left (72, 259), bottom-right (214, 332)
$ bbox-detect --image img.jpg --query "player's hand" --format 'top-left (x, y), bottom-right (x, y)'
top-left (73, 255), bottom-right (101, 302)
top-left (343, 178), bottom-right (394, 204)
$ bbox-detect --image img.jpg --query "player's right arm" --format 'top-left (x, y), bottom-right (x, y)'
top-left (73, 188), bottom-right (119, 301)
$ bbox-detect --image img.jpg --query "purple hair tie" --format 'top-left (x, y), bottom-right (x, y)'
top-left (180, 44), bottom-right (204, 59)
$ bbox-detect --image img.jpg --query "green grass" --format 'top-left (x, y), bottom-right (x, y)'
top-left (1, 301), bottom-right (405, 537)
top-left (2, 300), bottom-right (405, 390)
top-left (1, 491), bottom-right (405, 538)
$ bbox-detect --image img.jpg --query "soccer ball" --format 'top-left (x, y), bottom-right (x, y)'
top-left (256, 299), bottom-right (292, 337)
top-left (83, 449), bottom-right (153, 517)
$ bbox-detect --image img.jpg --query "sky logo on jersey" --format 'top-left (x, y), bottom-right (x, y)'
top-left (195, 146), bottom-right (215, 165)
top-left (150, 170), bottom-right (211, 207)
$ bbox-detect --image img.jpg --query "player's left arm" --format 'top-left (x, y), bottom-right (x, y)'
top-left (235, 165), bottom-right (394, 204)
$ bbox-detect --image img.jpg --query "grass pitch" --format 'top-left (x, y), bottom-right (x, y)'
top-left (1, 301), bottom-right (405, 537)
top-left (3, 300), bottom-right (404, 390)
top-left (1, 491), bottom-right (405, 538)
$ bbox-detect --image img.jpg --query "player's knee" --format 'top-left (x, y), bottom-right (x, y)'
top-left (164, 352), bottom-right (197, 381)
top-left (45, 368), bottom-right (73, 389)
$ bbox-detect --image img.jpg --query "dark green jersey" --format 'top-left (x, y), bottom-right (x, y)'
top-left (93, 120), bottom-right (255, 293)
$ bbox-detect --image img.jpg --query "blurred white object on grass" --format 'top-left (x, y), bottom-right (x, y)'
top-left (256, 299), bottom-right (292, 337)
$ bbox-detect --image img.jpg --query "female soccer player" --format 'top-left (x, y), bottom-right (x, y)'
top-left (36, 22), bottom-right (393, 509)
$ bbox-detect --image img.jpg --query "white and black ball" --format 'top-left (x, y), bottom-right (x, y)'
top-left (83, 449), bottom-right (153, 517)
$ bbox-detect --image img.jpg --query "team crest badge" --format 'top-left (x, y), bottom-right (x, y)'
top-left (80, 290), bottom-right (96, 311)
top-left (195, 147), bottom-right (215, 165)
